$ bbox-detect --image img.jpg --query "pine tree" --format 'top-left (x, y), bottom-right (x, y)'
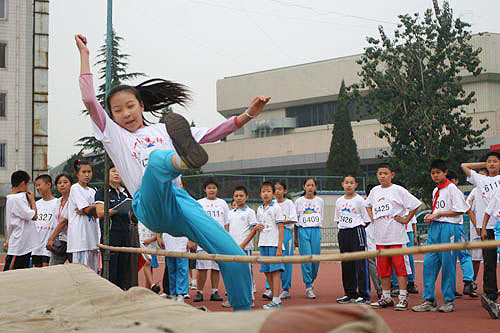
top-left (326, 80), bottom-right (360, 189)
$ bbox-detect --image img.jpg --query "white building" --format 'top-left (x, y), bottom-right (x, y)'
top-left (0, 0), bottom-right (48, 238)
top-left (203, 33), bottom-right (500, 177)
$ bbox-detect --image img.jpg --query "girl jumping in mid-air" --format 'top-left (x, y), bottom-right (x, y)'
top-left (75, 34), bottom-right (270, 311)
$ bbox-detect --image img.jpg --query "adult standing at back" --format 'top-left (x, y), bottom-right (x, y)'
top-left (95, 165), bottom-right (132, 289)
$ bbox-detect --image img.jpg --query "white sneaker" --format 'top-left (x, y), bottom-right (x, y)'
top-left (262, 289), bottom-right (272, 299)
top-left (190, 281), bottom-right (197, 290)
top-left (279, 290), bottom-right (291, 299)
top-left (305, 287), bottom-right (316, 299)
top-left (176, 295), bottom-right (185, 303)
top-left (159, 293), bottom-right (168, 298)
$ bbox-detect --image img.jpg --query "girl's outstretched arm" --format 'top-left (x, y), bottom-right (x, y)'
top-left (199, 96), bottom-right (271, 144)
top-left (76, 34), bottom-right (107, 133)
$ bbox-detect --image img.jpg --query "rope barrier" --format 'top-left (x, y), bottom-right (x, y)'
top-left (98, 239), bottom-right (500, 264)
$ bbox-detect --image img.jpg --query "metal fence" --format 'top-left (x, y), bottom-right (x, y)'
top-left (182, 173), bottom-right (366, 200)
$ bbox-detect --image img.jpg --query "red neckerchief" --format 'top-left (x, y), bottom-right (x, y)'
top-left (432, 178), bottom-right (452, 212)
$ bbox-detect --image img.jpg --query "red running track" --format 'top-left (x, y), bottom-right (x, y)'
top-left (2, 254), bottom-right (499, 332)
top-left (145, 254), bottom-right (500, 333)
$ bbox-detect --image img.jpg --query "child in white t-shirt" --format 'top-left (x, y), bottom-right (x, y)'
top-left (295, 178), bottom-right (324, 299)
top-left (32, 174), bottom-right (58, 267)
top-left (76, 34), bottom-right (265, 311)
top-left (366, 163), bottom-right (421, 311)
top-left (194, 179), bottom-right (229, 303)
top-left (257, 182), bottom-right (285, 310)
top-left (364, 184), bottom-right (382, 299)
top-left (447, 170), bottom-right (478, 298)
top-left (46, 174), bottom-right (73, 265)
top-left (3, 170), bottom-right (38, 271)
top-left (466, 170), bottom-right (486, 284)
top-left (412, 160), bottom-right (469, 313)
top-left (274, 182), bottom-right (297, 300)
top-left (162, 232), bottom-right (189, 302)
top-left (461, 152), bottom-right (500, 319)
top-left (223, 186), bottom-right (258, 308)
top-left (335, 175), bottom-right (371, 304)
top-left (67, 159), bottom-right (99, 272)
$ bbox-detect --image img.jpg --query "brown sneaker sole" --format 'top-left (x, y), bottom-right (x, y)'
top-left (165, 113), bottom-right (208, 169)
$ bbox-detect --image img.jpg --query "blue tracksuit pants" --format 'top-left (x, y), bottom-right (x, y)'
top-left (281, 228), bottom-right (294, 291)
top-left (166, 257), bottom-right (188, 296)
top-left (494, 221), bottom-right (500, 258)
top-left (297, 226), bottom-right (321, 288)
top-left (422, 221), bottom-right (461, 302)
top-left (457, 224), bottom-right (474, 282)
top-left (132, 150), bottom-right (252, 310)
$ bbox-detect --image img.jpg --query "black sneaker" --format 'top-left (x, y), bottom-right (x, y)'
top-left (407, 282), bottom-right (419, 294)
top-left (210, 291), bottom-right (223, 301)
top-left (455, 291), bottom-right (463, 298)
top-left (165, 113), bottom-right (208, 169)
top-left (194, 291), bottom-right (204, 302)
top-left (336, 295), bottom-right (354, 304)
top-left (151, 284), bottom-right (161, 294)
top-left (481, 295), bottom-right (500, 319)
top-left (463, 282), bottom-right (478, 298)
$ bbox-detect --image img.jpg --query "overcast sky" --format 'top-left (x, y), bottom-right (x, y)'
top-left (47, 0), bottom-right (500, 167)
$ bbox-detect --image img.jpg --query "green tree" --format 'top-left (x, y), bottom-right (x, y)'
top-left (76, 28), bottom-right (146, 157)
top-left (355, 0), bottom-right (488, 204)
top-left (326, 80), bottom-right (360, 189)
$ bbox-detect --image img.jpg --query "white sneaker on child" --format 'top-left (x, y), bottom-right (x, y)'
top-left (279, 290), bottom-right (291, 299)
top-left (305, 287), bottom-right (316, 299)
top-left (176, 295), bottom-right (185, 303)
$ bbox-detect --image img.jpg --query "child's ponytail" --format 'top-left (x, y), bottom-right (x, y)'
top-left (106, 78), bottom-right (191, 122)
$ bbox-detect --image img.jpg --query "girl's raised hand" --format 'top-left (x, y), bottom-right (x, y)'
top-left (75, 34), bottom-right (89, 53)
top-left (247, 96), bottom-right (271, 118)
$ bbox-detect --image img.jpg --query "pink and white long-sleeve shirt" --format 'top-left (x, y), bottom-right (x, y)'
top-left (80, 73), bottom-right (240, 194)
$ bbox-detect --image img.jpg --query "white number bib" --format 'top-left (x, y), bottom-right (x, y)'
top-left (372, 200), bottom-right (392, 219)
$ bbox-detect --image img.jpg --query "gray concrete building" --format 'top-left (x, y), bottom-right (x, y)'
top-left (0, 0), bottom-right (49, 237)
top-left (203, 33), bottom-right (500, 178)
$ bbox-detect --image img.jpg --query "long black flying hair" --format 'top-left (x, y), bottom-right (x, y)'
top-left (106, 78), bottom-right (191, 124)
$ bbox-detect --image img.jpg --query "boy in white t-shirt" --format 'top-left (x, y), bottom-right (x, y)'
top-left (335, 175), bottom-right (371, 304)
top-left (3, 170), bottom-right (38, 271)
top-left (412, 160), bottom-right (469, 313)
top-left (447, 170), bottom-right (478, 298)
top-left (257, 182), bottom-right (285, 310)
top-left (222, 186), bottom-right (258, 308)
top-left (466, 169), bottom-right (488, 286)
top-left (366, 163), bottom-right (421, 311)
top-left (194, 179), bottom-right (229, 302)
top-left (461, 152), bottom-right (500, 319)
top-left (32, 175), bottom-right (58, 267)
top-left (364, 184), bottom-right (382, 299)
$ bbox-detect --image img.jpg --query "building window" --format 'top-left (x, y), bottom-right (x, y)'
top-left (0, 43), bottom-right (6, 68)
top-left (0, 143), bottom-right (5, 167)
top-left (0, 93), bottom-right (5, 117)
top-left (234, 126), bottom-right (245, 136)
top-left (0, 0), bottom-right (5, 20)
top-left (285, 100), bottom-right (376, 128)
